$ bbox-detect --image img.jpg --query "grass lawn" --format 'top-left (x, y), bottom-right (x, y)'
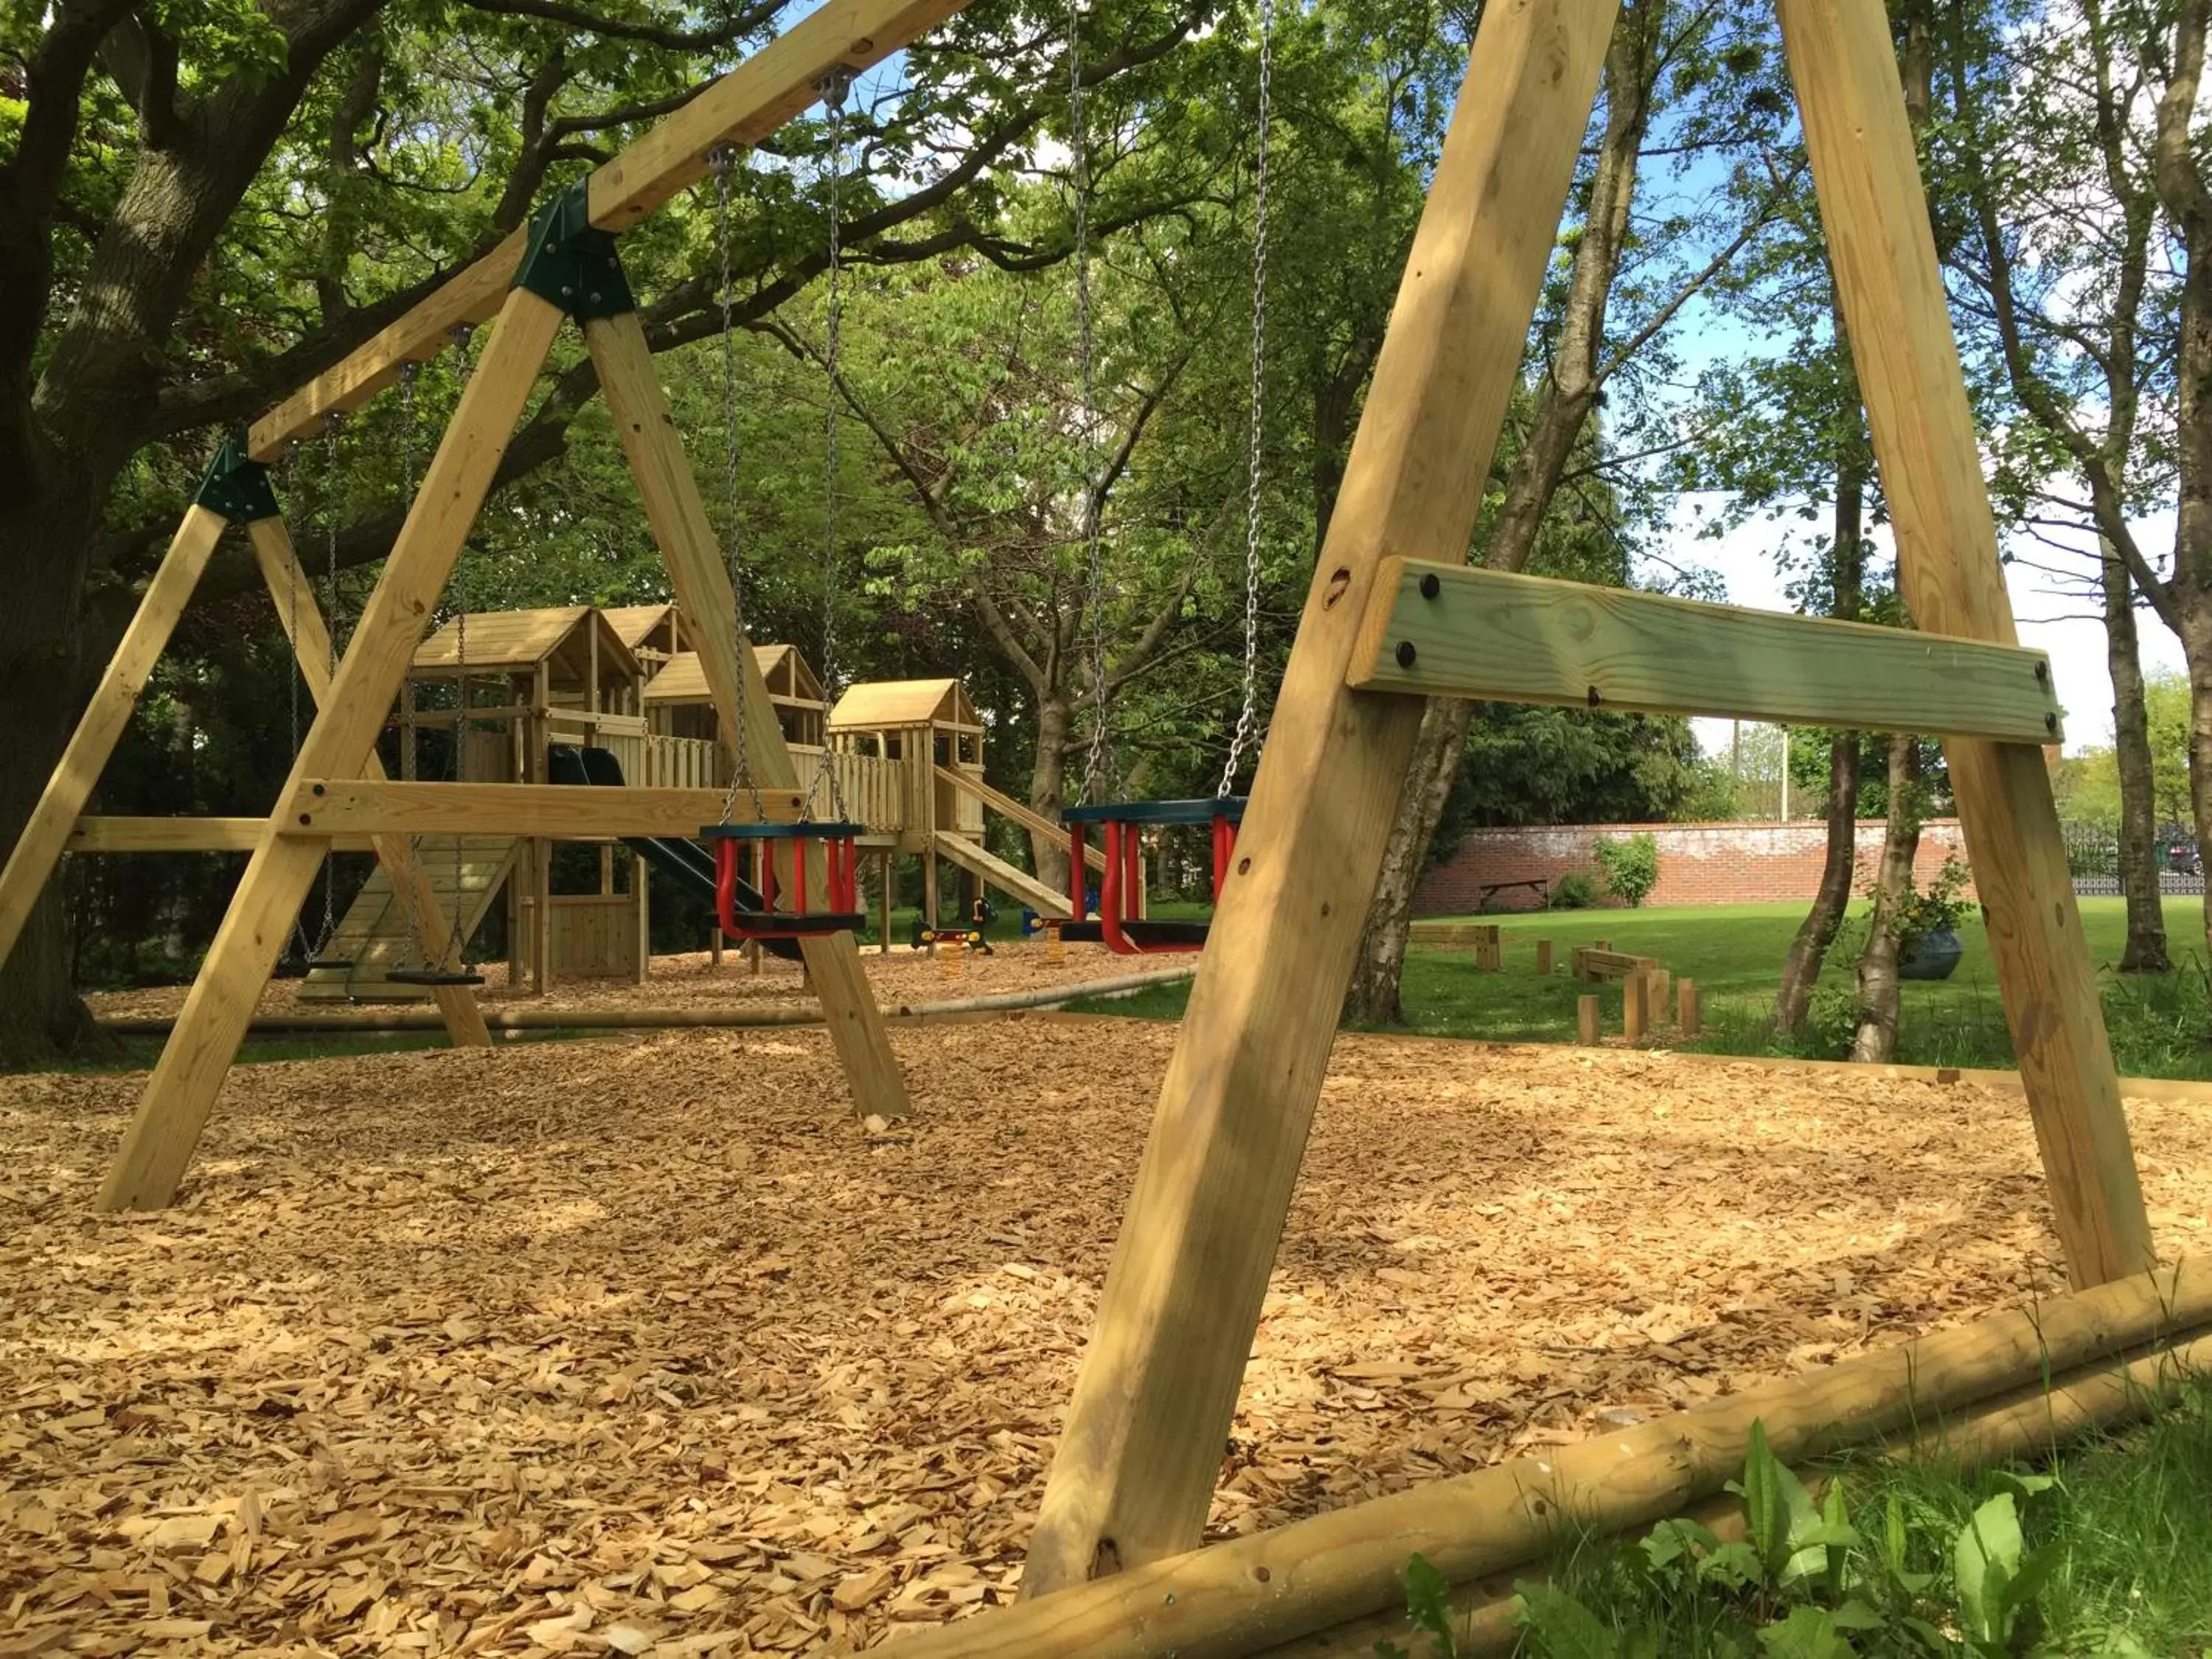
top-left (1071, 897), bottom-right (2212, 1079)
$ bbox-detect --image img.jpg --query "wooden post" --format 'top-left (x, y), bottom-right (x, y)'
top-left (531, 837), bottom-right (552, 993)
top-left (1622, 971), bottom-right (1648, 1043)
top-left (1022, 0), bottom-right (1616, 1595)
top-left (97, 286), bottom-right (567, 1211)
top-left (879, 848), bottom-right (894, 956)
top-left (244, 518), bottom-right (490, 1048)
top-left (711, 926), bottom-right (724, 970)
top-left (584, 310), bottom-right (909, 1120)
top-left (1595, 936), bottom-right (1611, 953)
top-left (1678, 978), bottom-right (1701, 1039)
top-left (631, 852), bottom-right (650, 984)
top-left (0, 507), bottom-right (226, 967)
top-left (1577, 995), bottom-right (1599, 1046)
top-left (1647, 966), bottom-right (1672, 1023)
top-left (1782, 0), bottom-right (2150, 1286)
top-left (1536, 939), bottom-right (1554, 976)
top-left (923, 848), bottom-right (940, 931)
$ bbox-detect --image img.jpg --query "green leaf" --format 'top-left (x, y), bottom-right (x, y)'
top-left (1700, 1540), bottom-right (1767, 1590)
top-left (1641, 1517), bottom-right (1718, 1573)
top-left (1731, 1420), bottom-right (1795, 1582)
top-left (1756, 1605), bottom-right (1858, 1659)
top-left (1898, 1614), bottom-right (1957, 1654)
top-left (1401, 1554), bottom-right (1457, 1651)
top-left (2003, 1540), bottom-right (2063, 1615)
top-left (1988, 1470), bottom-right (2059, 1506)
top-left (1514, 1581), bottom-right (1617, 1659)
top-left (1827, 1600), bottom-right (1888, 1632)
top-left (1954, 1492), bottom-right (2025, 1638)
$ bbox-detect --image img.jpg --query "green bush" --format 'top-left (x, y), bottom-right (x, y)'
top-left (1593, 832), bottom-right (1661, 908)
top-left (1550, 872), bottom-right (1601, 910)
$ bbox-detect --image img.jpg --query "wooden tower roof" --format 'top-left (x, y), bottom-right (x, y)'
top-left (828, 678), bottom-right (979, 731)
top-left (644, 645), bottom-right (821, 706)
top-left (411, 605), bottom-right (639, 681)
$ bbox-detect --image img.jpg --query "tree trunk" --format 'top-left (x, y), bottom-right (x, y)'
top-left (2105, 542), bottom-right (2171, 972)
top-left (0, 482), bottom-right (124, 1065)
top-left (2186, 632), bottom-right (2212, 967)
top-left (1773, 437), bottom-right (1868, 1032)
top-left (1029, 689), bottom-right (1074, 896)
top-left (1851, 734), bottom-right (1923, 1063)
top-left (1342, 697), bottom-right (1472, 1025)
top-left (1775, 732), bottom-right (1863, 1034)
top-left (1340, 4), bottom-right (1663, 1027)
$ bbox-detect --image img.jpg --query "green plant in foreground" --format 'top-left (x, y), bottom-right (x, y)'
top-left (1369, 1404), bottom-right (2212, 1659)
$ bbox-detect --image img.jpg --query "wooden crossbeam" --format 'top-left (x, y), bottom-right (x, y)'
top-left (1020, 0), bottom-right (1620, 1596)
top-left (583, 309), bottom-right (911, 1121)
top-left (97, 285), bottom-right (566, 1211)
top-left (69, 818), bottom-right (373, 854)
top-left (282, 779), bottom-right (801, 839)
top-left (246, 0), bottom-right (967, 460)
top-left (1782, 0), bottom-right (2149, 1284)
top-left (0, 508), bottom-right (226, 967)
top-left (1352, 558), bottom-right (2065, 743)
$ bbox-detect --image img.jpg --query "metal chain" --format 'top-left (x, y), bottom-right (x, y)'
top-left (1071, 0), bottom-right (1109, 804)
top-left (711, 146), bottom-right (769, 828)
top-left (815, 71), bottom-right (855, 821)
top-left (314, 413), bottom-right (345, 952)
top-left (1219, 0), bottom-right (1273, 799)
top-left (279, 442), bottom-right (316, 965)
top-left (395, 362), bottom-right (432, 968)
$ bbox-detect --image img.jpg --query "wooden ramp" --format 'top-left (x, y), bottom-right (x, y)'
top-left (299, 835), bottom-right (519, 1001)
top-left (933, 766), bottom-right (1107, 873)
top-left (930, 830), bottom-right (1070, 919)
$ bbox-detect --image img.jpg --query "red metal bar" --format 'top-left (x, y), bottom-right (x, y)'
top-left (1211, 815), bottom-right (1239, 905)
top-left (1100, 820), bottom-right (1132, 954)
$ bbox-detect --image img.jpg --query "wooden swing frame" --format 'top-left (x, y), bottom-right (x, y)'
top-left (0, 0), bottom-right (2157, 1635)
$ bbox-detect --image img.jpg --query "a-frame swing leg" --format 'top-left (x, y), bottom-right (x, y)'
top-left (583, 310), bottom-right (911, 1120)
top-left (1781, 0), bottom-right (2150, 1286)
top-left (1021, 0), bottom-right (1619, 1594)
top-left (97, 286), bottom-right (566, 1211)
top-left (243, 517), bottom-right (493, 1049)
top-left (0, 505), bottom-right (227, 967)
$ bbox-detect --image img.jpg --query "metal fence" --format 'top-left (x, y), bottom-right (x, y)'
top-left (2062, 822), bottom-right (2204, 897)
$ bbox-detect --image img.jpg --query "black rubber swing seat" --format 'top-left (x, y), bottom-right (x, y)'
top-left (385, 966), bottom-right (487, 987)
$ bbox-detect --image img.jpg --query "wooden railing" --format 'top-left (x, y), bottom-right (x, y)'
top-left (793, 745), bottom-right (906, 834)
top-left (635, 738), bottom-right (906, 833)
top-left (642, 734), bottom-right (720, 790)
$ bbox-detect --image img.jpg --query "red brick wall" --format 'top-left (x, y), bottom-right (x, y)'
top-left (1413, 819), bottom-right (1974, 913)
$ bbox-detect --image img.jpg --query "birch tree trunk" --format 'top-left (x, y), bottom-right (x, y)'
top-left (1851, 735), bottom-right (1923, 1063)
top-left (1773, 443), bottom-right (1868, 1033)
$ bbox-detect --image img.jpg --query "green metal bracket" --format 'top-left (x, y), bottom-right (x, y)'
top-left (513, 180), bottom-right (636, 319)
top-left (192, 432), bottom-right (282, 523)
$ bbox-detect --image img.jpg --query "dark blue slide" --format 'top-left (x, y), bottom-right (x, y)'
top-left (546, 744), bottom-right (804, 961)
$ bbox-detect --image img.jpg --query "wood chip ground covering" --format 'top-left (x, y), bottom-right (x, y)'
top-left (81, 941), bottom-right (1126, 1024)
top-left (4, 1023), bottom-right (2209, 1657)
